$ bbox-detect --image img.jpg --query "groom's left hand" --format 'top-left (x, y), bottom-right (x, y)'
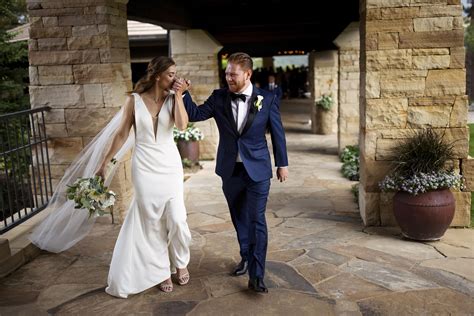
top-left (277, 167), bottom-right (288, 182)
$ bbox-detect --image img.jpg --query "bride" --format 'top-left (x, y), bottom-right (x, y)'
top-left (30, 56), bottom-right (192, 297)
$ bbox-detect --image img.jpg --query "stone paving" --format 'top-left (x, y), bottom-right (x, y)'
top-left (0, 99), bottom-right (473, 315)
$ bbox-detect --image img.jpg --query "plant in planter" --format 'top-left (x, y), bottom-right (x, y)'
top-left (313, 88), bottom-right (335, 135)
top-left (173, 123), bottom-right (204, 164)
top-left (340, 145), bottom-right (359, 181)
top-left (315, 94), bottom-right (334, 111)
top-left (379, 128), bottom-right (464, 241)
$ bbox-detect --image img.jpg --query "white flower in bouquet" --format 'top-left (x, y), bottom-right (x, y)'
top-left (66, 175), bottom-right (116, 218)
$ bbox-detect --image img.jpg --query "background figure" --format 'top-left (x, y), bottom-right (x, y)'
top-left (262, 74), bottom-right (282, 100)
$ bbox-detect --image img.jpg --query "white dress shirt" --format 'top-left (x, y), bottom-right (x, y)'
top-left (231, 84), bottom-right (253, 162)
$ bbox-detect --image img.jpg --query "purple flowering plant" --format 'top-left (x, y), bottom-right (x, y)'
top-left (379, 128), bottom-right (464, 196)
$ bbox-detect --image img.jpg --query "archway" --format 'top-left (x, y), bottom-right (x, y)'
top-left (25, 0), bottom-right (471, 226)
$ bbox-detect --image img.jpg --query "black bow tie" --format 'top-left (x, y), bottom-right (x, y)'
top-left (230, 93), bottom-right (246, 102)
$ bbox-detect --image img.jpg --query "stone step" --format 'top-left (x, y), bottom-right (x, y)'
top-left (0, 211), bottom-right (50, 278)
top-left (0, 238), bottom-right (11, 259)
top-left (0, 249), bottom-right (25, 279)
top-left (0, 233), bottom-right (41, 279)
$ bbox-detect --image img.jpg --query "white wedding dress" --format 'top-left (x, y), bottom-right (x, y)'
top-left (105, 93), bottom-right (192, 298)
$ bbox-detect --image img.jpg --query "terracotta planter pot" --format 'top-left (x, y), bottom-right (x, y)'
top-left (393, 189), bottom-right (455, 241)
top-left (176, 140), bottom-right (200, 162)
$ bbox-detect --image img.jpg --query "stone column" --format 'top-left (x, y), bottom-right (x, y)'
top-left (308, 51), bottom-right (339, 134)
top-left (169, 29), bottom-right (222, 160)
top-left (27, 0), bottom-right (133, 223)
top-left (468, 8), bottom-right (474, 104)
top-left (334, 22), bottom-right (360, 154)
top-left (359, 0), bottom-right (471, 226)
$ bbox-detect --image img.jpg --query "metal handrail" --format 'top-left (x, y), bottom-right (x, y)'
top-left (0, 106), bottom-right (51, 120)
top-left (0, 106), bottom-right (52, 234)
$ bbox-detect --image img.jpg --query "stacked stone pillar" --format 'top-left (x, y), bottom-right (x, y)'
top-left (27, 0), bottom-right (133, 223)
top-left (334, 22), bottom-right (360, 154)
top-left (359, 0), bottom-right (471, 226)
top-left (308, 51), bottom-right (339, 135)
top-left (169, 30), bottom-right (222, 160)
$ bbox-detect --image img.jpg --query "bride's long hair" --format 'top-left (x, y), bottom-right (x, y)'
top-left (132, 56), bottom-right (176, 94)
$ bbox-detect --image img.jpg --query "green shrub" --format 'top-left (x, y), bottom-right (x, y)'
top-left (340, 145), bottom-right (359, 181)
top-left (0, 0), bottom-right (29, 115)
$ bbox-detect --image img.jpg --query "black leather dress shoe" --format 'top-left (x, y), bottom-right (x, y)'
top-left (248, 278), bottom-right (268, 293)
top-left (230, 259), bottom-right (248, 276)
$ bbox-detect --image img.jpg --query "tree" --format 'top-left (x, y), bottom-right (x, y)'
top-left (0, 0), bottom-right (29, 114)
top-left (467, 25), bottom-right (474, 52)
top-left (0, 0), bottom-right (31, 219)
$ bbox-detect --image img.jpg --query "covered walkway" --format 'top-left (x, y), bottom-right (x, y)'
top-left (0, 100), bottom-right (473, 315)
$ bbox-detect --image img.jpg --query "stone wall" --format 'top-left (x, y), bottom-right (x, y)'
top-left (468, 50), bottom-right (473, 104)
top-left (334, 22), bottom-right (360, 154)
top-left (27, 0), bottom-right (133, 222)
top-left (309, 51), bottom-right (339, 135)
top-left (169, 30), bottom-right (222, 160)
top-left (468, 13), bottom-right (473, 104)
top-left (359, 0), bottom-right (471, 227)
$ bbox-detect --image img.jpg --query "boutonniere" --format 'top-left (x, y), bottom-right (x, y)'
top-left (254, 95), bottom-right (264, 112)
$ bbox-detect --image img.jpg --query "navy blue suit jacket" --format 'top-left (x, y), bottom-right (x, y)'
top-left (183, 86), bottom-right (288, 182)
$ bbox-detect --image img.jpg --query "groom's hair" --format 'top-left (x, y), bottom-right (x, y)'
top-left (228, 52), bottom-right (253, 71)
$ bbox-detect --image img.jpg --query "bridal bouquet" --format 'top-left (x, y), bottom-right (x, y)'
top-left (66, 175), bottom-right (116, 218)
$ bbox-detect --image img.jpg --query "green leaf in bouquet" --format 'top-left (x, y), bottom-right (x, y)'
top-left (95, 175), bottom-right (104, 184)
top-left (80, 197), bottom-right (91, 209)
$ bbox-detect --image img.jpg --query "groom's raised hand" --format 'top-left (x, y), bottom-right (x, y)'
top-left (277, 167), bottom-right (288, 182)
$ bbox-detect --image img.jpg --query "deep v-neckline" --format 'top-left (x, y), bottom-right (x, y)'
top-left (139, 93), bottom-right (169, 142)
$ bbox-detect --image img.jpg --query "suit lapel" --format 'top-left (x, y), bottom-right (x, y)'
top-left (241, 87), bottom-right (258, 136)
top-left (222, 91), bottom-right (239, 135)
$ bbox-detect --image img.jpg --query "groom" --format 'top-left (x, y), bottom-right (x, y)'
top-left (176, 52), bottom-right (288, 293)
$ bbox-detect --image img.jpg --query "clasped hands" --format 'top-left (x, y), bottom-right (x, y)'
top-left (172, 78), bottom-right (191, 94)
